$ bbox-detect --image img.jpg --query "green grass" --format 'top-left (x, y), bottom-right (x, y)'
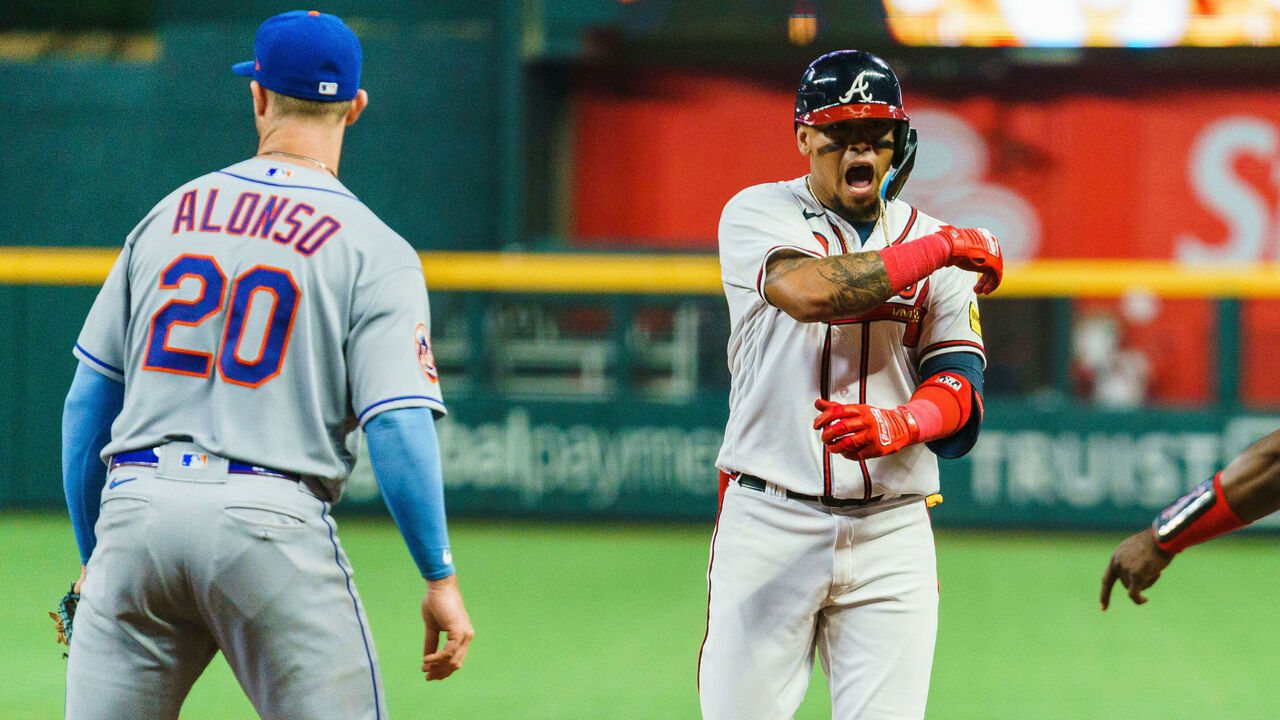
top-left (4, 513), bottom-right (1279, 719)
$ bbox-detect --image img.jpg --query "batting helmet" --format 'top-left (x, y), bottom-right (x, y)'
top-left (795, 50), bottom-right (919, 201)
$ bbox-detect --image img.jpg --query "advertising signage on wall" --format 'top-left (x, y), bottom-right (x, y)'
top-left (340, 397), bottom-right (1280, 530)
top-left (574, 71), bottom-right (1280, 264)
top-left (570, 70), bottom-right (1280, 405)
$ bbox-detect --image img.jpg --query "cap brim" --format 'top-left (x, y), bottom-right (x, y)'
top-left (231, 60), bottom-right (256, 77)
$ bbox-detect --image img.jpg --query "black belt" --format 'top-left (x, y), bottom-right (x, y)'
top-left (736, 474), bottom-right (884, 507)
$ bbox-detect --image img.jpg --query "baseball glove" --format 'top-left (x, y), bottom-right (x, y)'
top-left (49, 582), bottom-right (79, 658)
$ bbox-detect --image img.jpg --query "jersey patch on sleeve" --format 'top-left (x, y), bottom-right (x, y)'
top-left (414, 323), bottom-right (438, 383)
top-left (969, 302), bottom-right (982, 338)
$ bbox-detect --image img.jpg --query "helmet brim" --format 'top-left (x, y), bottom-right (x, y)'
top-left (797, 104), bottom-right (909, 126)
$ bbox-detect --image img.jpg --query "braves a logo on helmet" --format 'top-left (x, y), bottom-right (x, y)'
top-left (838, 70), bottom-right (875, 104)
top-left (414, 323), bottom-right (438, 383)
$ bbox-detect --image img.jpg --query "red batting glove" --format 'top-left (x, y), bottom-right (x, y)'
top-left (813, 399), bottom-right (921, 460)
top-left (937, 225), bottom-right (1003, 295)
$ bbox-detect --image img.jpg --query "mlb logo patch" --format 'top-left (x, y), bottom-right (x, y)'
top-left (182, 453), bottom-right (208, 469)
top-left (318, 81), bottom-right (338, 96)
top-left (266, 167), bottom-right (293, 179)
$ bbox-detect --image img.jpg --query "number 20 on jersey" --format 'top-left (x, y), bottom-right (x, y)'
top-left (144, 254), bottom-right (299, 388)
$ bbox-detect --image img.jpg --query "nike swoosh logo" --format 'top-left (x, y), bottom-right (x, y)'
top-left (802, 209), bottom-right (824, 220)
top-left (108, 476), bottom-right (137, 489)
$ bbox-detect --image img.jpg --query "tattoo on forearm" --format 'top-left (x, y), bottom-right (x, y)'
top-left (765, 255), bottom-right (810, 287)
top-left (814, 253), bottom-right (892, 317)
top-left (765, 251), bottom-right (892, 319)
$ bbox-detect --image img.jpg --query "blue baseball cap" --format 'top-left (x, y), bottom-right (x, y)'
top-left (232, 10), bottom-right (361, 102)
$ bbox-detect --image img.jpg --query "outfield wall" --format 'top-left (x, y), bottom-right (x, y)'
top-left (5, 252), bottom-right (1279, 531)
top-left (341, 397), bottom-right (1280, 531)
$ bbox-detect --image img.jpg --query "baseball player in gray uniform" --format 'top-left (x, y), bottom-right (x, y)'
top-left (60, 11), bottom-right (473, 719)
top-left (698, 51), bottom-right (1003, 719)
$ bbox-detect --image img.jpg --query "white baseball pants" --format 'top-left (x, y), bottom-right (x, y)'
top-left (699, 480), bottom-right (939, 720)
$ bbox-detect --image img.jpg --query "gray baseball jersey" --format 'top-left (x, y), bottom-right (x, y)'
top-left (74, 157), bottom-right (444, 499)
top-left (715, 177), bottom-right (984, 500)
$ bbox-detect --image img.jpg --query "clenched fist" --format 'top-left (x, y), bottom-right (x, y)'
top-left (936, 225), bottom-right (1002, 295)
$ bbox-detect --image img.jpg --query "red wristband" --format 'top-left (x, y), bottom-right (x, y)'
top-left (1152, 472), bottom-right (1245, 554)
top-left (898, 399), bottom-right (942, 441)
top-left (898, 372), bottom-right (973, 443)
top-left (878, 232), bottom-right (950, 293)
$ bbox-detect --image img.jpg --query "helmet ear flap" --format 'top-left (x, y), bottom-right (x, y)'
top-left (881, 128), bottom-right (917, 202)
top-left (891, 122), bottom-right (911, 168)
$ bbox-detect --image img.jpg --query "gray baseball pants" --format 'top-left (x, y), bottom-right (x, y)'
top-left (65, 441), bottom-right (386, 720)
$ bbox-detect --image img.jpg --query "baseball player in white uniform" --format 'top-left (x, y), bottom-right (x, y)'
top-left (698, 50), bottom-right (1004, 719)
top-left (59, 12), bottom-right (473, 719)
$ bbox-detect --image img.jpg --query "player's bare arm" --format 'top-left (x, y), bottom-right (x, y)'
top-left (1099, 531), bottom-right (1172, 608)
top-left (764, 223), bottom-right (1003, 323)
top-left (1101, 428), bottom-right (1280, 609)
top-left (422, 574), bottom-right (475, 680)
top-left (764, 249), bottom-right (892, 322)
top-left (1218, 429), bottom-right (1280, 521)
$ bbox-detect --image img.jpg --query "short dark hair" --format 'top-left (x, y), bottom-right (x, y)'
top-left (268, 89), bottom-right (351, 122)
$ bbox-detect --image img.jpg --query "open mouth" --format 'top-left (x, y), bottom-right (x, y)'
top-left (845, 164), bottom-right (874, 191)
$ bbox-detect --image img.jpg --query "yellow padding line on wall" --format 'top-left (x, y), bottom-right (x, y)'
top-left (3, 247), bottom-right (1280, 298)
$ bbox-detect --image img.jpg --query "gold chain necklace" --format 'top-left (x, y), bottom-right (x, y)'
top-left (804, 175), bottom-right (891, 249)
top-left (878, 199), bottom-right (890, 246)
top-left (259, 151), bottom-right (337, 178)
